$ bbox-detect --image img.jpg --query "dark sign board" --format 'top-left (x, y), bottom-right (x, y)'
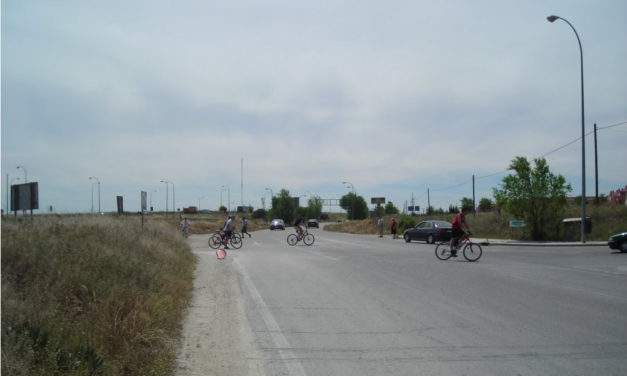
top-left (116, 196), bottom-right (124, 214)
top-left (11, 182), bottom-right (39, 211)
top-left (141, 191), bottom-right (147, 212)
top-left (237, 205), bottom-right (253, 213)
top-left (292, 197), bottom-right (300, 207)
top-left (408, 205), bottom-right (420, 212)
top-left (371, 197), bottom-right (385, 205)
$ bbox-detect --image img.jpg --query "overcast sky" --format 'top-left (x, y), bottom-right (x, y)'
top-left (2, 0), bottom-right (626, 213)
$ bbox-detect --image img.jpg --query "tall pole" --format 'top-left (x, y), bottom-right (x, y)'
top-left (594, 123), bottom-right (598, 201)
top-left (472, 174), bottom-right (476, 214)
top-left (427, 187), bottom-right (430, 214)
top-left (241, 157), bottom-right (244, 206)
top-left (90, 180), bottom-right (94, 213)
top-left (161, 180), bottom-right (169, 212)
top-left (547, 15), bottom-right (586, 242)
top-left (5, 173), bottom-right (9, 213)
top-left (172, 182), bottom-right (175, 213)
top-left (227, 186), bottom-right (230, 212)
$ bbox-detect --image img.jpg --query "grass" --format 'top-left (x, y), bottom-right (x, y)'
top-left (1, 215), bottom-right (196, 376)
top-left (324, 203), bottom-right (627, 241)
top-left (147, 212), bottom-right (269, 235)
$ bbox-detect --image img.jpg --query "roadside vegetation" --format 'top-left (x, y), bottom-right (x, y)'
top-left (1, 215), bottom-right (196, 376)
top-left (324, 202), bottom-right (627, 241)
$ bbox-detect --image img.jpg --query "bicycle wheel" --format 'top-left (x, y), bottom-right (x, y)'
top-left (303, 233), bottom-right (315, 246)
top-left (435, 242), bottom-right (452, 260)
top-left (287, 234), bottom-right (298, 246)
top-left (208, 234), bottom-right (222, 249)
top-left (463, 242), bottom-right (482, 262)
top-left (229, 233), bottom-right (243, 249)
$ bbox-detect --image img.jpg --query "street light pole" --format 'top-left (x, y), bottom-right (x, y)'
top-left (547, 14), bottom-right (586, 243)
top-left (160, 180), bottom-right (170, 213)
top-left (89, 176), bottom-right (101, 213)
top-left (90, 178), bottom-right (94, 213)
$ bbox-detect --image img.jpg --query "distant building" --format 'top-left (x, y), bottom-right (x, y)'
top-left (608, 185), bottom-right (627, 205)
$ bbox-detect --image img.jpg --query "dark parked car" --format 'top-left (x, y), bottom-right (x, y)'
top-left (403, 220), bottom-right (452, 244)
top-left (608, 232), bottom-right (627, 252)
top-left (270, 219), bottom-right (285, 230)
top-left (307, 219), bottom-right (319, 228)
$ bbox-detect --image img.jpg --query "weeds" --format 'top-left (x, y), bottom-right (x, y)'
top-left (1, 215), bottom-right (196, 376)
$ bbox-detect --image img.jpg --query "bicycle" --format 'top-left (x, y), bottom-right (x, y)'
top-left (435, 232), bottom-right (482, 262)
top-left (208, 230), bottom-right (243, 250)
top-left (287, 227), bottom-right (315, 246)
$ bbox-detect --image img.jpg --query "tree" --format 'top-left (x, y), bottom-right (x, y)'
top-left (384, 202), bottom-right (399, 215)
top-left (339, 192), bottom-right (369, 220)
top-left (460, 197), bottom-right (474, 212)
top-left (306, 196), bottom-right (323, 219)
top-left (494, 157), bottom-right (571, 240)
top-left (478, 198), bottom-right (493, 212)
top-left (218, 205), bottom-right (227, 213)
top-left (447, 204), bottom-right (459, 214)
top-left (374, 204), bottom-right (385, 218)
top-left (252, 208), bottom-right (267, 219)
top-left (270, 189), bottom-right (296, 224)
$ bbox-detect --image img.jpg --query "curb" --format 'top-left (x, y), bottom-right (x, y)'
top-left (476, 240), bottom-right (607, 247)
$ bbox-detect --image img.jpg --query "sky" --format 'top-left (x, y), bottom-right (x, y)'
top-left (2, 0), bottom-right (626, 213)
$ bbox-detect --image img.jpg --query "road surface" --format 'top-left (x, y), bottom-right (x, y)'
top-left (177, 228), bottom-right (627, 376)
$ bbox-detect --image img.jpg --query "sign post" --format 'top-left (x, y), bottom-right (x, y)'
top-left (116, 196), bottom-right (124, 214)
top-left (10, 182), bottom-right (39, 217)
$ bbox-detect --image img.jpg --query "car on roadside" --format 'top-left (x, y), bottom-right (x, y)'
top-left (270, 219), bottom-right (285, 230)
top-left (403, 220), bottom-right (452, 244)
top-left (608, 232), bottom-right (627, 252)
top-left (307, 219), bottom-right (319, 228)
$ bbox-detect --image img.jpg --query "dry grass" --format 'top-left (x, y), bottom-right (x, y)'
top-left (1, 215), bottom-right (196, 376)
top-left (148, 212), bottom-right (268, 234)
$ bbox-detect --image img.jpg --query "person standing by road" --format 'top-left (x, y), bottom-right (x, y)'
top-left (377, 217), bottom-right (384, 237)
top-left (390, 217), bottom-right (397, 239)
top-left (241, 216), bottom-right (251, 238)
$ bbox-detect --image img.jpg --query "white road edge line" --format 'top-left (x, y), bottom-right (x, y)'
top-left (233, 258), bottom-right (307, 376)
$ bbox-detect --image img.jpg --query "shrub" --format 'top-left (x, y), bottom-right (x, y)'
top-left (397, 215), bottom-right (417, 232)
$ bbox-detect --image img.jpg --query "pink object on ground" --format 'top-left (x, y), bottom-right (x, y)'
top-left (216, 248), bottom-right (226, 260)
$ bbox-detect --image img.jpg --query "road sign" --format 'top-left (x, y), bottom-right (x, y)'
top-left (117, 196), bottom-right (124, 214)
top-left (408, 205), bottom-right (420, 212)
top-left (509, 219), bottom-right (526, 228)
top-left (371, 197), bottom-right (385, 205)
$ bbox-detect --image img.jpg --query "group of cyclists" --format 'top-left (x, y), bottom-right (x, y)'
top-left (180, 208), bottom-right (472, 257)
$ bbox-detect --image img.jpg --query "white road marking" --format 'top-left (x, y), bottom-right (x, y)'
top-left (234, 259), bottom-right (307, 376)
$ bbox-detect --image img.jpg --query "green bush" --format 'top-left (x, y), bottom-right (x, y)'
top-left (397, 215), bottom-right (417, 232)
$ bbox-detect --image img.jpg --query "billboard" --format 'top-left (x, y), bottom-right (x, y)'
top-left (371, 197), bottom-right (385, 205)
top-left (11, 182), bottom-right (39, 211)
top-left (408, 205), bottom-right (420, 212)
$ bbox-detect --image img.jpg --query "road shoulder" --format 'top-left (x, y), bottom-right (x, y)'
top-left (175, 235), bottom-right (265, 376)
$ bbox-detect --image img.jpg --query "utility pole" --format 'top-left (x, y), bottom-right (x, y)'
top-left (594, 123), bottom-right (598, 201)
top-left (90, 180), bottom-right (94, 213)
top-left (5, 173), bottom-right (9, 214)
top-left (241, 157), bottom-right (244, 206)
top-left (427, 187), bottom-right (430, 214)
top-left (472, 174), bottom-right (476, 214)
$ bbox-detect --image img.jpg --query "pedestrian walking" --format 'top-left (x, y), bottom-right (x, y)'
top-left (390, 217), bottom-right (397, 239)
top-left (377, 217), bottom-right (384, 237)
top-left (241, 216), bottom-right (252, 238)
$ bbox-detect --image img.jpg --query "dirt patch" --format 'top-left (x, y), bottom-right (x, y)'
top-left (175, 235), bottom-right (265, 376)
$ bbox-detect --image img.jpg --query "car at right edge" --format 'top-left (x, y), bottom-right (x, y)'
top-left (608, 232), bottom-right (627, 252)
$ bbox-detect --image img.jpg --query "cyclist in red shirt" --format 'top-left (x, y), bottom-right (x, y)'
top-left (450, 208), bottom-right (471, 257)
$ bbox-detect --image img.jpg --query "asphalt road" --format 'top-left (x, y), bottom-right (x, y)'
top-left (183, 228), bottom-right (627, 376)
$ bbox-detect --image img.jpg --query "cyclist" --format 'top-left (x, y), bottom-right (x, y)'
top-left (294, 217), bottom-right (304, 238)
top-left (450, 208), bottom-right (471, 257)
top-left (222, 215), bottom-right (235, 248)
